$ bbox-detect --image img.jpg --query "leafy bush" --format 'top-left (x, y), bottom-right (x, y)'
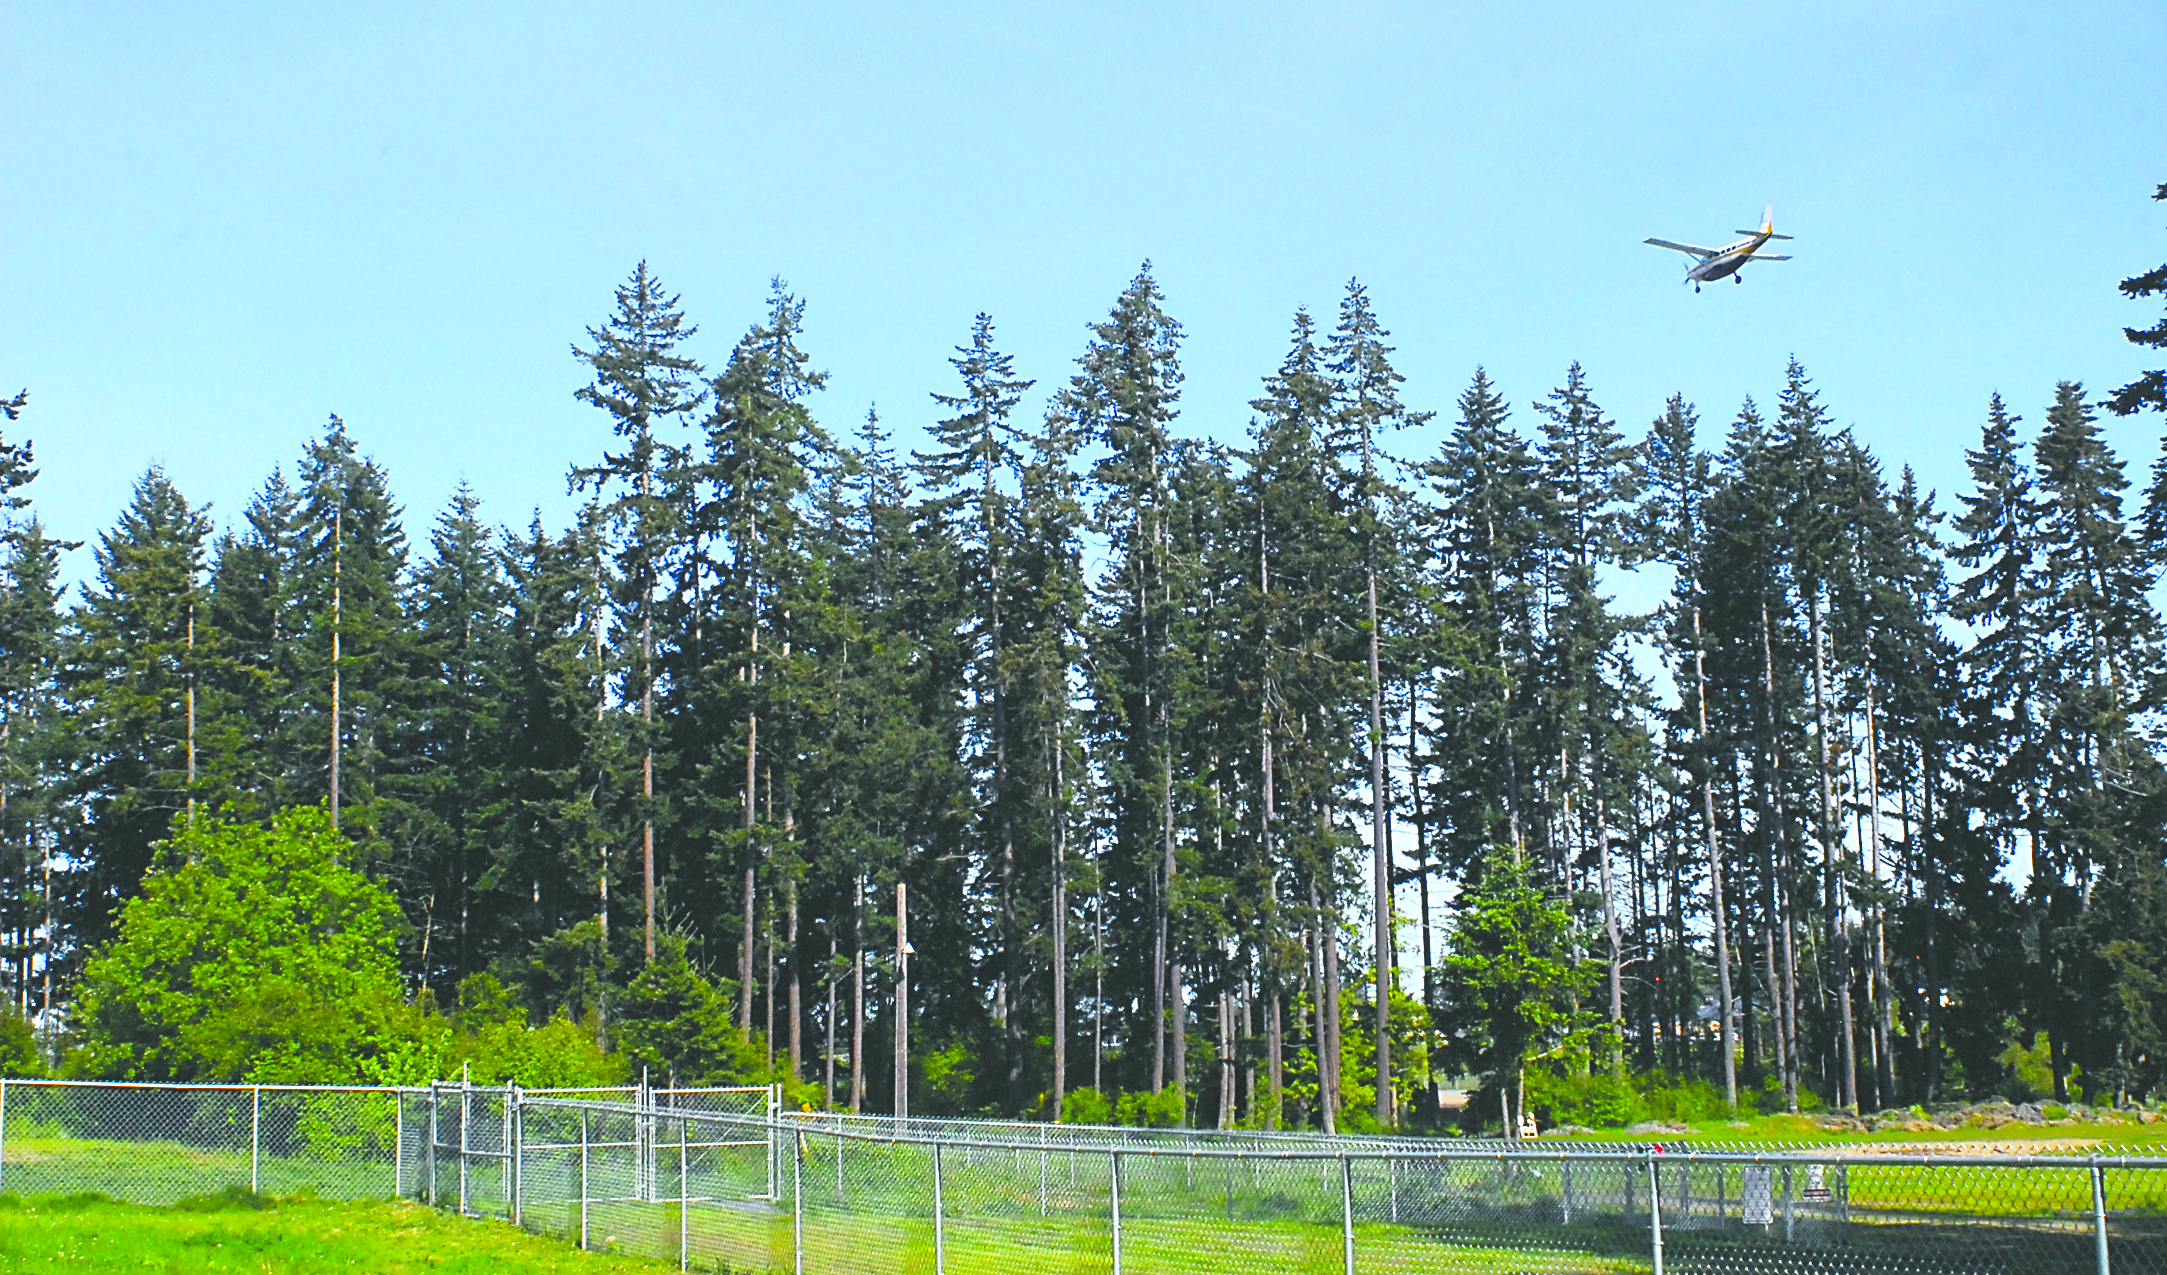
top-left (1058, 1086), bottom-right (1113, 1124)
top-left (1524, 1069), bottom-right (1644, 1128)
top-left (0, 1009), bottom-right (44, 1077)
top-left (1052, 1085), bottom-right (1183, 1127)
top-left (921, 1042), bottom-right (975, 1115)
top-left (72, 807), bottom-right (418, 1083)
top-left (1639, 1073), bottom-right (1733, 1123)
top-left (447, 973), bottom-right (625, 1089)
top-left (1116, 1088), bottom-right (1185, 1128)
top-left (1999, 1031), bottom-right (2056, 1101)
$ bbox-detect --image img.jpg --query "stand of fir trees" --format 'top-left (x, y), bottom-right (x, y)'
top-left (7, 185), bottom-right (2167, 1123)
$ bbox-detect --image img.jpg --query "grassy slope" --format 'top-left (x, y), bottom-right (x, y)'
top-left (0, 1193), bottom-right (670, 1274)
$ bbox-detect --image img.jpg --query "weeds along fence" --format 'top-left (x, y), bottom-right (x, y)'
top-left (8, 1078), bottom-right (2167, 1274)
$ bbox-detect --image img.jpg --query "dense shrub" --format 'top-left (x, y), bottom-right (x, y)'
top-left (1057, 1086), bottom-right (1114, 1124)
top-left (446, 973), bottom-right (626, 1089)
top-left (1052, 1085), bottom-right (1184, 1127)
top-left (1524, 1069), bottom-right (1644, 1128)
top-left (72, 808), bottom-right (415, 1083)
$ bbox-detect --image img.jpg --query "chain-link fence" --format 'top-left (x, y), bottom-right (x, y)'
top-left (402, 1087), bottom-right (2167, 1275)
top-left (8, 1078), bottom-right (2167, 1273)
top-left (0, 1078), bottom-right (409, 1201)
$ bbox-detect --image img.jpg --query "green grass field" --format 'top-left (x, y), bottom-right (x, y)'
top-left (0, 1190), bottom-right (673, 1273)
top-left (1542, 1110), bottom-right (2167, 1147)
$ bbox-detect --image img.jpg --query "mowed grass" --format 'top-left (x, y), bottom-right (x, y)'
top-left (0, 1189), bottom-right (673, 1273)
top-left (0, 1189), bottom-right (1648, 1275)
top-left (1543, 1111), bottom-right (2167, 1147)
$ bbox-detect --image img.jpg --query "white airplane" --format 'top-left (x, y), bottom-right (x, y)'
top-left (1645, 207), bottom-right (1793, 291)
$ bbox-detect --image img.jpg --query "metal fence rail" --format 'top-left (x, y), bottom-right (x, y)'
top-left (4, 1078), bottom-right (2165, 1274)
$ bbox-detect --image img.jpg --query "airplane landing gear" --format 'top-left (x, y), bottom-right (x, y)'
top-left (1694, 283), bottom-right (1701, 293)
top-left (1734, 275), bottom-right (1742, 284)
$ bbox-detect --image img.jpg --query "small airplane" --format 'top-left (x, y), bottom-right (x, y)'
top-left (1645, 207), bottom-right (1793, 291)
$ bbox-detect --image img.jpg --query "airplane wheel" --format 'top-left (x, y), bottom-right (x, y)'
top-left (1694, 285), bottom-right (1701, 293)
top-left (1734, 275), bottom-right (1742, 284)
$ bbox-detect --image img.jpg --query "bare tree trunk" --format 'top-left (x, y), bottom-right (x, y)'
top-left (642, 600), bottom-right (654, 964)
top-left (825, 933), bottom-right (838, 1109)
top-left (185, 600), bottom-right (197, 826)
top-left (1407, 689), bottom-right (1437, 1120)
top-left (1167, 750), bottom-right (1185, 1122)
top-left (894, 881), bottom-right (908, 1119)
top-left (1865, 678), bottom-right (1896, 1107)
top-left (1596, 790), bottom-right (1624, 1071)
top-left (1218, 983), bottom-right (1235, 1128)
top-left (1307, 918), bottom-right (1333, 1133)
top-left (1760, 599), bottom-right (1800, 1113)
top-left (740, 626), bottom-right (758, 1029)
top-left (1367, 560), bottom-right (1391, 1126)
top-left (330, 509), bottom-right (341, 833)
top-left (788, 874), bottom-right (802, 1083)
top-left (595, 574), bottom-right (610, 948)
top-left (1051, 717), bottom-right (1069, 1121)
top-left (1313, 874), bottom-right (1342, 1130)
top-left (1809, 588), bottom-right (1858, 1112)
top-left (851, 876), bottom-right (866, 1113)
top-left (1692, 605), bottom-right (1738, 1108)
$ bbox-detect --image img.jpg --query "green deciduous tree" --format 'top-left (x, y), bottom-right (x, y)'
top-left (73, 806), bottom-right (415, 1083)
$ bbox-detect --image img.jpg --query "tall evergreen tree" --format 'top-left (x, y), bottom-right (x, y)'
top-left (1071, 265), bottom-right (1193, 1114)
top-left (60, 470), bottom-right (221, 951)
top-left (570, 262), bottom-right (707, 966)
top-left (913, 313), bottom-right (1036, 1108)
top-left (292, 418), bottom-right (411, 850)
top-left (1323, 281), bottom-right (1424, 1126)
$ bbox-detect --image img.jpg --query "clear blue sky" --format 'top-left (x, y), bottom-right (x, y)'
top-left (7, 2), bottom-right (2165, 579)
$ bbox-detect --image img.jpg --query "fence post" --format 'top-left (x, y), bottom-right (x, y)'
top-left (394, 1093), bottom-right (403, 1199)
top-left (460, 1075), bottom-right (473, 1216)
top-left (677, 1108), bottom-right (689, 1272)
top-left (793, 1130), bottom-right (804, 1275)
top-left (768, 1082), bottom-right (781, 1201)
top-left (932, 1140), bottom-right (946, 1275)
top-left (1561, 1157), bottom-right (1572, 1224)
top-left (1110, 1151), bottom-right (1123, 1275)
top-left (1647, 1150), bottom-right (1665, 1275)
top-left (1339, 1156), bottom-right (1356, 1275)
top-left (427, 1084), bottom-right (439, 1207)
top-left (509, 1085), bottom-right (522, 1228)
top-left (0, 1077), bottom-right (8, 1194)
top-left (2093, 1160), bottom-right (2111, 1275)
top-left (578, 1106), bottom-right (590, 1252)
top-left (251, 1086), bottom-right (261, 1194)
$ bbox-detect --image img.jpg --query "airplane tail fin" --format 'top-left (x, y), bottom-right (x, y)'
top-left (1738, 205), bottom-right (1796, 240)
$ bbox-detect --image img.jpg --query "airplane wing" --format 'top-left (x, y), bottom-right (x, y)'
top-left (1644, 238), bottom-right (1717, 257)
top-left (1745, 254), bottom-right (1792, 261)
top-left (1736, 232), bottom-right (1795, 240)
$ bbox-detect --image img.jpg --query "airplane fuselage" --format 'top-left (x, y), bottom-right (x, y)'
top-left (1685, 231), bottom-right (1773, 282)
